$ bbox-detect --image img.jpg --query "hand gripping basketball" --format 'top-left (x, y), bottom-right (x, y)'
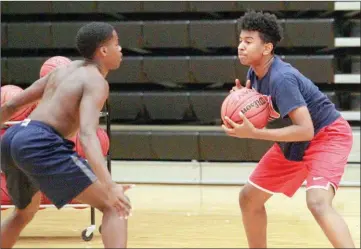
top-left (230, 79), bottom-right (251, 92)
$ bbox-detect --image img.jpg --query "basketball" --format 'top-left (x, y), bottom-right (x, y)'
top-left (0, 85), bottom-right (37, 121)
top-left (221, 88), bottom-right (270, 129)
top-left (73, 127), bottom-right (110, 158)
top-left (39, 56), bottom-right (72, 78)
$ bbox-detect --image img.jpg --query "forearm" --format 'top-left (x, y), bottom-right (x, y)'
top-left (79, 134), bottom-right (115, 188)
top-left (252, 124), bottom-right (314, 142)
top-left (0, 103), bottom-right (17, 124)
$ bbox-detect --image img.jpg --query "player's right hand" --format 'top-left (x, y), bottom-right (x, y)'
top-left (108, 184), bottom-right (133, 218)
top-left (230, 79), bottom-right (251, 93)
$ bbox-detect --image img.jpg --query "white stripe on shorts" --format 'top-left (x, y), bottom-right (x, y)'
top-left (71, 155), bottom-right (97, 182)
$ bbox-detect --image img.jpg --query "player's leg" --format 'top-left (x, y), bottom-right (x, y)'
top-left (306, 188), bottom-right (354, 248)
top-left (1, 191), bottom-right (41, 249)
top-left (8, 121), bottom-right (129, 248)
top-left (239, 183), bottom-right (272, 248)
top-left (240, 143), bottom-right (307, 248)
top-left (1, 125), bottom-right (41, 248)
top-left (304, 117), bottom-right (354, 248)
top-left (74, 181), bottom-right (129, 248)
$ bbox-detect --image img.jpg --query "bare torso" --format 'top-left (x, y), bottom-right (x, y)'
top-left (28, 60), bottom-right (109, 138)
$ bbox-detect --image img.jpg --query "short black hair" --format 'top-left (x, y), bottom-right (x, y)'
top-left (75, 22), bottom-right (115, 59)
top-left (238, 10), bottom-right (283, 51)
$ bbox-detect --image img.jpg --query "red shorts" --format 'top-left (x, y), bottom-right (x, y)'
top-left (249, 117), bottom-right (353, 197)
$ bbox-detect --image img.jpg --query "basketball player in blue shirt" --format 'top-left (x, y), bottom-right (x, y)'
top-left (223, 10), bottom-right (355, 248)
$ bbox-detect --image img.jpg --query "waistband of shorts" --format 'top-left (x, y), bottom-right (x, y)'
top-left (20, 119), bottom-right (64, 138)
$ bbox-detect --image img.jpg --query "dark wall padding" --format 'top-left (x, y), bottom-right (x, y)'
top-left (110, 129), bottom-right (274, 162)
top-left (282, 55), bottom-right (334, 83)
top-left (7, 23), bottom-right (52, 49)
top-left (189, 20), bottom-right (238, 49)
top-left (2, 20), bottom-right (335, 50)
top-left (6, 58), bottom-right (44, 84)
top-left (283, 19), bottom-right (334, 48)
top-left (143, 21), bottom-right (190, 48)
top-left (142, 92), bottom-right (191, 121)
top-left (3, 56), bottom-right (334, 85)
top-left (1, 1), bottom-right (336, 14)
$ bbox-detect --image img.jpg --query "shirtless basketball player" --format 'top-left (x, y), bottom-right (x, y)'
top-left (1, 22), bottom-right (131, 248)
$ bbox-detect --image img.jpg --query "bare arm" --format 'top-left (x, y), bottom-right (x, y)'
top-left (0, 75), bottom-right (49, 125)
top-left (78, 78), bottom-right (114, 189)
top-left (252, 106), bottom-right (314, 142)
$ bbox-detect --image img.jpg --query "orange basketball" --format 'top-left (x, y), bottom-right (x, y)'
top-left (221, 88), bottom-right (270, 129)
top-left (73, 127), bottom-right (110, 158)
top-left (0, 85), bottom-right (37, 121)
top-left (39, 56), bottom-right (72, 78)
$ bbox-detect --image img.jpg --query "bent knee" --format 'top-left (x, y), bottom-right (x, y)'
top-left (239, 184), bottom-right (272, 211)
top-left (100, 195), bottom-right (131, 214)
top-left (307, 198), bottom-right (331, 216)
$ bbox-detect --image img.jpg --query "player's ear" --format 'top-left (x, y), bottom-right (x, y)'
top-left (100, 46), bottom-right (108, 56)
top-left (263, 42), bottom-right (273, 56)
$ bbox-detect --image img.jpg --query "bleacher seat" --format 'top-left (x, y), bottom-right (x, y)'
top-left (142, 21), bottom-right (190, 48)
top-left (1, 23), bottom-right (7, 48)
top-left (352, 56), bottom-right (360, 73)
top-left (51, 2), bottom-right (97, 13)
top-left (3, 1), bottom-right (52, 14)
top-left (189, 1), bottom-right (238, 12)
top-left (108, 92), bottom-right (145, 121)
top-left (110, 22), bottom-right (143, 49)
top-left (143, 57), bottom-right (190, 84)
top-left (107, 57), bottom-right (144, 84)
top-left (51, 22), bottom-right (86, 48)
top-left (6, 58), bottom-right (45, 84)
top-left (1, 58), bottom-right (7, 83)
top-left (284, 2), bottom-right (333, 11)
top-left (97, 1), bottom-right (142, 13)
top-left (350, 93), bottom-right (361, 110)
top-left (142, 92), bottom-right (191, 121)
top-left (351, 19), bottom-right (360, 37)
top-left (188, 92), bottom-right (228, 124)
top-left (111, 131), bottom-right (154, 160)
top-left (236, 1), bottom-right (285, 11)
top-left (189, 20), bottom-right (238, 49)
top-left (283, 19), bottom-right (334, 48)
top-left (189, 56), bottom-right (236, 83)
top-left (143, 1), bottom-right (189, 12)
top-left (150, 131), bottom-right (199, 160)
top-left (198, 133), bottom-right (272, 161)
top-left (282, 55), bottom-right (334, 83)
top-left (7, 23), bottom-right (52, 49)
top-left (53, 21), bottom-right (142, 49)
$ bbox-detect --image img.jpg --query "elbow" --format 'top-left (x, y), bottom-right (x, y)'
top-left (78, 130), bottom-right (95, 147)
top-left (5, 101), bottom-right (18, 112)
top-left (304, 127), bottom-right (314, 141)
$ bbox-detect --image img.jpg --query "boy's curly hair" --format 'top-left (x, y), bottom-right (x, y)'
top-left (238, 10), bottom-right (283, 52)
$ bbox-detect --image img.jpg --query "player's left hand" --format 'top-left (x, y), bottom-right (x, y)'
top-left (222, 112), bottom-right (256, 139)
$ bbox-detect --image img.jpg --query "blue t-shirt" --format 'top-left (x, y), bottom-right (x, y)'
top-left (247, 55), bottom-right (340, 161)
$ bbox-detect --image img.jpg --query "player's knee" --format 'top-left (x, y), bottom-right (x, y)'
top-left (239, 185), bottom-right (269, 211)
top-left (100, 195), bottom-right (131, 214)
top-left (239, 188), bottom-right (255, 210)
top-left (307, 197), bottom-right (330, 217)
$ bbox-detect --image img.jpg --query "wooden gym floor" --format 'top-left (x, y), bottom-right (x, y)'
top-left (1, 184), bottom-right (360, 248)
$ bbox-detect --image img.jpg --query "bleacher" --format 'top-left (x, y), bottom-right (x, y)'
top-left (1, 1), bottom-right (360, 170)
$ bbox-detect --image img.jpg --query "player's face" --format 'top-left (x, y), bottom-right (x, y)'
top-left (238, 30), bottom-right (269, 66)
top-left (104, 30), bottom-right (123, 70)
